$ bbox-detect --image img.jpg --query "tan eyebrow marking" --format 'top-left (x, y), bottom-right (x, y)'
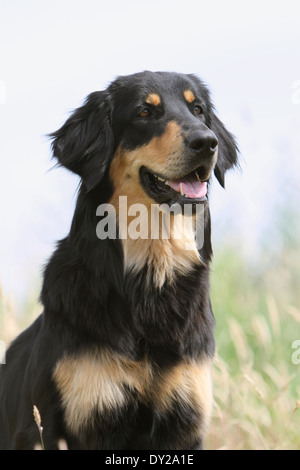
top-left (145, 93), bottom-right (161, 106)
top-left (184, 90), bottom-right (195, 103)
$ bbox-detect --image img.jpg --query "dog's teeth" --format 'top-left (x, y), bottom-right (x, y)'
top-left (195, 172), bottom-right (201, 182)
top-left (180, 183), bottom-right (185, 196)
top-left (165, 181), bottom-right (170, 186)
top-left (157, 176), bottom-right (165, 182)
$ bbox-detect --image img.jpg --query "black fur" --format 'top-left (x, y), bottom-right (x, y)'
top-left (0, 71), bottom-right (238, 450)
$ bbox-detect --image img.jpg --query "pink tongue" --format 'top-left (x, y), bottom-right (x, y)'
top-left (167, 178), bottom-right (207, 199)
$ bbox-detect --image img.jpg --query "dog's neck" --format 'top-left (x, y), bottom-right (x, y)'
top-left (120, 210), bottom-right (203, 289)
top-left (107, 188), bottom-right (208, 289)
top-left (69, 186), bottom-right (212, 286)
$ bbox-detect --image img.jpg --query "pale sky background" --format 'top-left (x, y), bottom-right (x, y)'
top-left (0, 0), bottom-right (300, 303)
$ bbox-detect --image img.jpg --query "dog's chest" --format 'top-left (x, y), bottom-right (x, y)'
top-left (53, 349), bottom-right (213, 438)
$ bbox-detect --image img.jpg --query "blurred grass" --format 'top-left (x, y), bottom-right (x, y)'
top-left (206, 239), bottom-right (300, 450)
top-left (1, 237), bottom-right (299, 450)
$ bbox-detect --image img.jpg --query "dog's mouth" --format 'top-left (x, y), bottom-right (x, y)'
top-left (139, 166), bottom-right (209, 205)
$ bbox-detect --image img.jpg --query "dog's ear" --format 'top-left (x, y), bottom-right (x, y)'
top-left (50, 91), bottom-right (114, 192)
top-left (210, 112), bottom-right (238, 188)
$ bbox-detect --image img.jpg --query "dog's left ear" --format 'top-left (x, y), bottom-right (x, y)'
top-left (50, 91), bottom-right (114, 192)
top-left (210, 112), bottom-right (238, 188)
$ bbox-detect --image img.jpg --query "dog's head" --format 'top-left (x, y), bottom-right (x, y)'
top-left (51, 71), bottom-right (238, 204)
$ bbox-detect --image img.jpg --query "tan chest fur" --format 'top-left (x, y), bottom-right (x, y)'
top-left (53, 349), bottom-right (213, 436)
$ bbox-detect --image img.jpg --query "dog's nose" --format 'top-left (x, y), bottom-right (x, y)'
top-left (186, 131), bottom-right (218, 157)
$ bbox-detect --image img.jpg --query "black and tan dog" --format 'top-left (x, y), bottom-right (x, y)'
top-left (0, 71), bottom-right (238, 450)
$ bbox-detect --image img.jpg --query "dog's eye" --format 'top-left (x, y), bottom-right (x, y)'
top-left (138, 107), bottom-right (151, 118)
top-left (194, 105), bottom-right (204, 115)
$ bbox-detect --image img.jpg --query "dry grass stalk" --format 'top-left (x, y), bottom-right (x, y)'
top-left (293, 400), bottom-right (300, 417)
top-left (33, 405), bottom-right (45, 450)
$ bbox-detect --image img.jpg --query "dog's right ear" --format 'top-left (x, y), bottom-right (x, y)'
top-left (210, 112), bottom-right (239, 188)
top-left (50, 91), bottom-right (114, 192)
